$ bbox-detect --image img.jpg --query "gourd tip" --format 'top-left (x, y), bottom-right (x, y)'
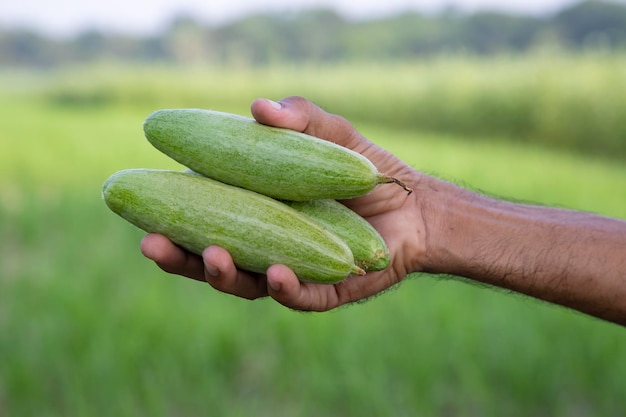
top-left (352, 265), bottom-right (367, 276)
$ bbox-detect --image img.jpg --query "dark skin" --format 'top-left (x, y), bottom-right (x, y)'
top-left (141, 96), bottom-right (626, 325)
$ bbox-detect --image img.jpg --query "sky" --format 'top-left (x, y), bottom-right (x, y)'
top-left (0, 0), bottom-right (587, 38)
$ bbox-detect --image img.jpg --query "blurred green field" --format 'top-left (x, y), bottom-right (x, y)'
top-left (11, 51), bottom-right (626, 158)
top-left (1, 56), bottom-right (626, 417)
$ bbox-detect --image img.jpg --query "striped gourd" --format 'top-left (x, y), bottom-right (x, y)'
top-left (102, 169), bottom-right (365, 283)
top-left (285, 199), bottom-right (390, 272)
top-left (143, 108), bottom-right (411, 201)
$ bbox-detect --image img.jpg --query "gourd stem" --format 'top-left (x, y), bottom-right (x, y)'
top-left (379, 175), bottom-right (413, 195)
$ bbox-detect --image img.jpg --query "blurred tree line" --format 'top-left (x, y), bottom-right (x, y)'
top-left (2, 0), bottom-right (626, 68)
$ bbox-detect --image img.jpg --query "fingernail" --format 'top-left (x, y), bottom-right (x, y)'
top-left (205, 265), bottom-right (219, 277)
top-left (268, 278), bottom-right (281, 292)
top-left (266, 99), bottom-right (282, 110)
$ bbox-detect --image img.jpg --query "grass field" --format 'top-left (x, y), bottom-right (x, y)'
top-left (1, 56), bottom-right (626, 417)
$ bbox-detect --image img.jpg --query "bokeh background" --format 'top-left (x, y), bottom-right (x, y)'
top-left (1, 1), bottom-right (626, 416)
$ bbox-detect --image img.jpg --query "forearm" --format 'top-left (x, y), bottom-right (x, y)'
top-left (421, 178), bottom-right (626, 325)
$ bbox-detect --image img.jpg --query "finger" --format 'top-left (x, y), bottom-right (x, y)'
top-left (140, 233), bottom-right (205, 281)
top-left (250, 96), bottom-right (364, 150)
top-left (266, 264), bottom-right (341, 312)
top-left (202, 246), bottom-right (269, 300)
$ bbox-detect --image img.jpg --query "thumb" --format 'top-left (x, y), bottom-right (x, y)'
top-left (250, 96), bottom-right (363, 150)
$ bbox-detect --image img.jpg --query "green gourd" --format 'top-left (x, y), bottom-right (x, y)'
top-left (143, 108), bottom-right (411, 201)
top-left (285, 199), bottom-right (390, 272)
top-left (102, 169), bottom-right (364, 284)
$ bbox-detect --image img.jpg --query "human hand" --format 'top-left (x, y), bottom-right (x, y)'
top-left (138, 95), bottom-right (626, 323)
top-left (140, 96), bottom-right (427, 311)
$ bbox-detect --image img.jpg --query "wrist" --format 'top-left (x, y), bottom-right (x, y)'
top-left (390, 173), bottom-right (464, 276)
top-left (414, 176), bottom-right (513, 279)
top-left (411, 175), bottom-right (468, 275)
